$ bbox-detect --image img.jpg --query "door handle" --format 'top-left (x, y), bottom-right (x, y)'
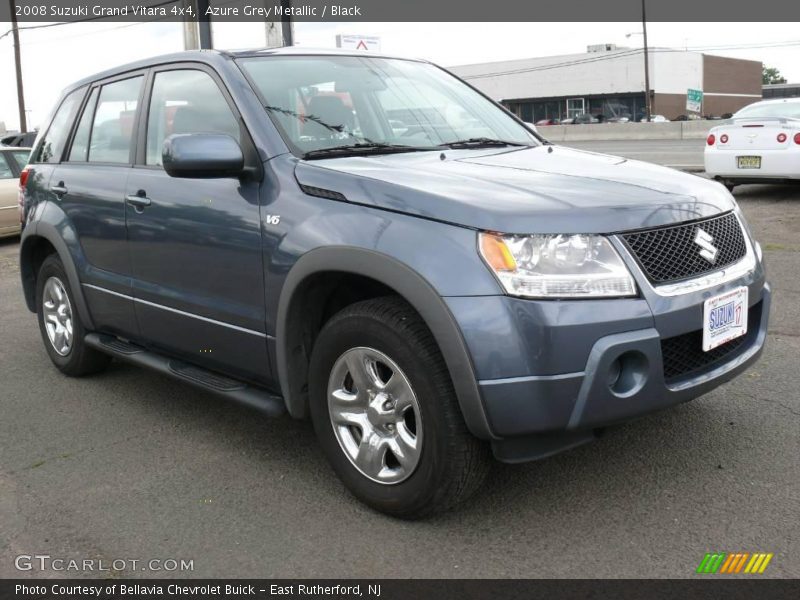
top-left (126, 192), bottom-right (151, 210)
top-left (50, 183), bottom-right (68, 198)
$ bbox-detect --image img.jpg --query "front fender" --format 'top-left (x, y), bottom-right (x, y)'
top-left (276, 247), bottom-right (497, 440)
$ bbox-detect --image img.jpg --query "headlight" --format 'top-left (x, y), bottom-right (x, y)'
top-left (479, 232), bottom-right (637, 298)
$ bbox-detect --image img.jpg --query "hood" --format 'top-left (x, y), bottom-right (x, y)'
top-left (293, 145), bottom-right (735, 234)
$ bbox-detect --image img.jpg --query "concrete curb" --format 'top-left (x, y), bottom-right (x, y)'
top-left (541, 121), bottom-right (713, 142)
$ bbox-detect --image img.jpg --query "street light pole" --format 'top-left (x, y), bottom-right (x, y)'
top-left (642, 0), bottom-right (652, 122)
top-left (9, 0), bottom-right (27, 132)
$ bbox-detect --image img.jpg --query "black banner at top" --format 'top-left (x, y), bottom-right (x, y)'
top-left (2, 0), bottom-right (800, 22)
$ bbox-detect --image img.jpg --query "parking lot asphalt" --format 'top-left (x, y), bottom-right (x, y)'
top-left (1, 179), bottom-right (798, 579)
top-left (565, 138), bottom-right (705, 169)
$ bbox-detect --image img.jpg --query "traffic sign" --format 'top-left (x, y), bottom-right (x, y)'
top-left (687, 88), bottom-right (704, 113)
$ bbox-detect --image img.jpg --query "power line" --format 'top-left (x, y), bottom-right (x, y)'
top-left (461, 41), bottom-right (800, 80)
top-left (6, 19), bottom-right (179, 45)
top-left (0, 0), bottom-right (253, 46)
top-left (461, 48), bottom-right (649, 80)
top-left (0, 0), bottom-right (180, 42)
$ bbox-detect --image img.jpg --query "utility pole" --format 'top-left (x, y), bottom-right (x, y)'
top-left (280, 0), bottom-right (293, 46)
top-left (264, 21), bottom-right (283, 47)
top-left (264, 0), bottom-right (294, 47)
top-left (183, 0), bottom-right (212, 50)
top-left (9, 0), bottom-right (27, 132)
top-left (182, 0), bottom-right (199, 49)
top-left (642, 0), bottom-right (652, 123)
top-left (196, 0), bottom-right (212, 49)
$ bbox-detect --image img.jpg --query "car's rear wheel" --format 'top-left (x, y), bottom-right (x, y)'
top-left (308, 296), bottom-right (490, 518)
top-left (36, 254), bottom-right (111, 376)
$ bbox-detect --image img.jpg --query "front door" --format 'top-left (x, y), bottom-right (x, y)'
top-left (124, 67), bottom-right (269, 384)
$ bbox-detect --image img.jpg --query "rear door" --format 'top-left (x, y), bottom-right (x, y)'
top-left (124, 65), bottom-right (269, 384)
top-left (23, 87), bottom-right (86, 235)
top-left (0, 152), bottom-right (20, 235)
top-left (50, 73), bottom-right (146, 338)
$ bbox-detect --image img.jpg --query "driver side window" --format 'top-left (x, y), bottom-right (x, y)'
top-left (145, 69), bottom-right (240, 166)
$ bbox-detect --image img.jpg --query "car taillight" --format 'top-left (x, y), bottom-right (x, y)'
top-left (19, 167), bottom-right (29, 189)
top-left (18, 167), bottom-right (29, 225)
top-left (707, 134), bottom-right (716, 146)
top-left (795, 133), bottom-right (800, 145)
top-left (720, 134), bottom-right (729, 144)
top-left (777, 133), bottom-right (787, 143)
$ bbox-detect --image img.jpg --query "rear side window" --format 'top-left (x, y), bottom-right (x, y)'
top-left (34, 88), bottom-right (84, 163)
top-left (145, 69), bottom-right (239, 166)
top-left (11, 150), bottom-right (30, 169)
top-left (68, 87), bottom-right (99, 162)
top-left (88, 76), bottom-right (143, 164)
top-left (0, 154), bottom-right (14, 179)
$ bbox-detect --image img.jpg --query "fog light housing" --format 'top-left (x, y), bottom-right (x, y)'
top-left (608, 351), bottom-right (649, 397)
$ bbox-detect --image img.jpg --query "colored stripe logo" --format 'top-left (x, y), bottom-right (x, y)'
top-left (696, 552), bottom-right (774, 574)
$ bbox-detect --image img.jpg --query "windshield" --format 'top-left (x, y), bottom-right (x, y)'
top-left (238, 55), bottom-right (538, 156)
top-left (734, 101), bottom-right (800, 119)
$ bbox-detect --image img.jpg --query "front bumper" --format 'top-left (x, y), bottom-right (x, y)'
top-left (445, 253), bottom-right (770, 462)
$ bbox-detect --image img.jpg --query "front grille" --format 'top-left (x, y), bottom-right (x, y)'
top-left (661, 301), bottom-right (761, 382)
top-left (621, 212), bottom-right (747, 284)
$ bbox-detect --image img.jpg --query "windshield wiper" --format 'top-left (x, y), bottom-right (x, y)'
top-left (302, 143), bottom-right (435, 160)
top-left (440, 137), bottom-right (532, 149)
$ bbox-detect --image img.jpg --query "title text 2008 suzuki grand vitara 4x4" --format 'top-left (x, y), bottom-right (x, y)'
top-left (20, 49), bottom-right (770, 517)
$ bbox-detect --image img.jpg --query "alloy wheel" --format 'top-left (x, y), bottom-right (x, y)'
top-left (327, 347), bottom-right (423, 484)
top-left (42, 276), bottom-right (73, 356)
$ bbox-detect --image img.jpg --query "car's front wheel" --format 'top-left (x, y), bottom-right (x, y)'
top-left (308, 296), bottom-right (490, 518)
top-left (36, 254), bottom-right (111, 376)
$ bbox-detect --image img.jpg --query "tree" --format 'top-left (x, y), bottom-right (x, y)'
top-left (763, 67), bottom-right (787, 85)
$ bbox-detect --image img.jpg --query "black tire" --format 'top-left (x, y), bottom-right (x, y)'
top-left (36, 254), bottom-right (111, 376)
top-left (308, 296), bottom-right (490, 518)
top-left (725, 183), bottom-right (736, 192)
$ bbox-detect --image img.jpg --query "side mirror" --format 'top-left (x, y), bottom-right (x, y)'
top-left (162, 133), bottom-right (244, 179)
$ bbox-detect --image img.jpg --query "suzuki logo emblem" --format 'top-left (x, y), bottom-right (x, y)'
top-left (694, 228), bottom-right (718, 263)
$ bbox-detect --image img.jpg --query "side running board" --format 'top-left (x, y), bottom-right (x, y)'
top-left (84, 333), bottom-right (285, 416)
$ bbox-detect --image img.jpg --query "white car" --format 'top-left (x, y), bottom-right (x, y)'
top-left (705, 98), bottom-right (800, 190)
top-left (640, 115), bottom-right (670, 123)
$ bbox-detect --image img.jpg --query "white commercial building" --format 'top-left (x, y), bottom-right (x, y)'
top-left (450, 45), bottom-right (762, 122)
